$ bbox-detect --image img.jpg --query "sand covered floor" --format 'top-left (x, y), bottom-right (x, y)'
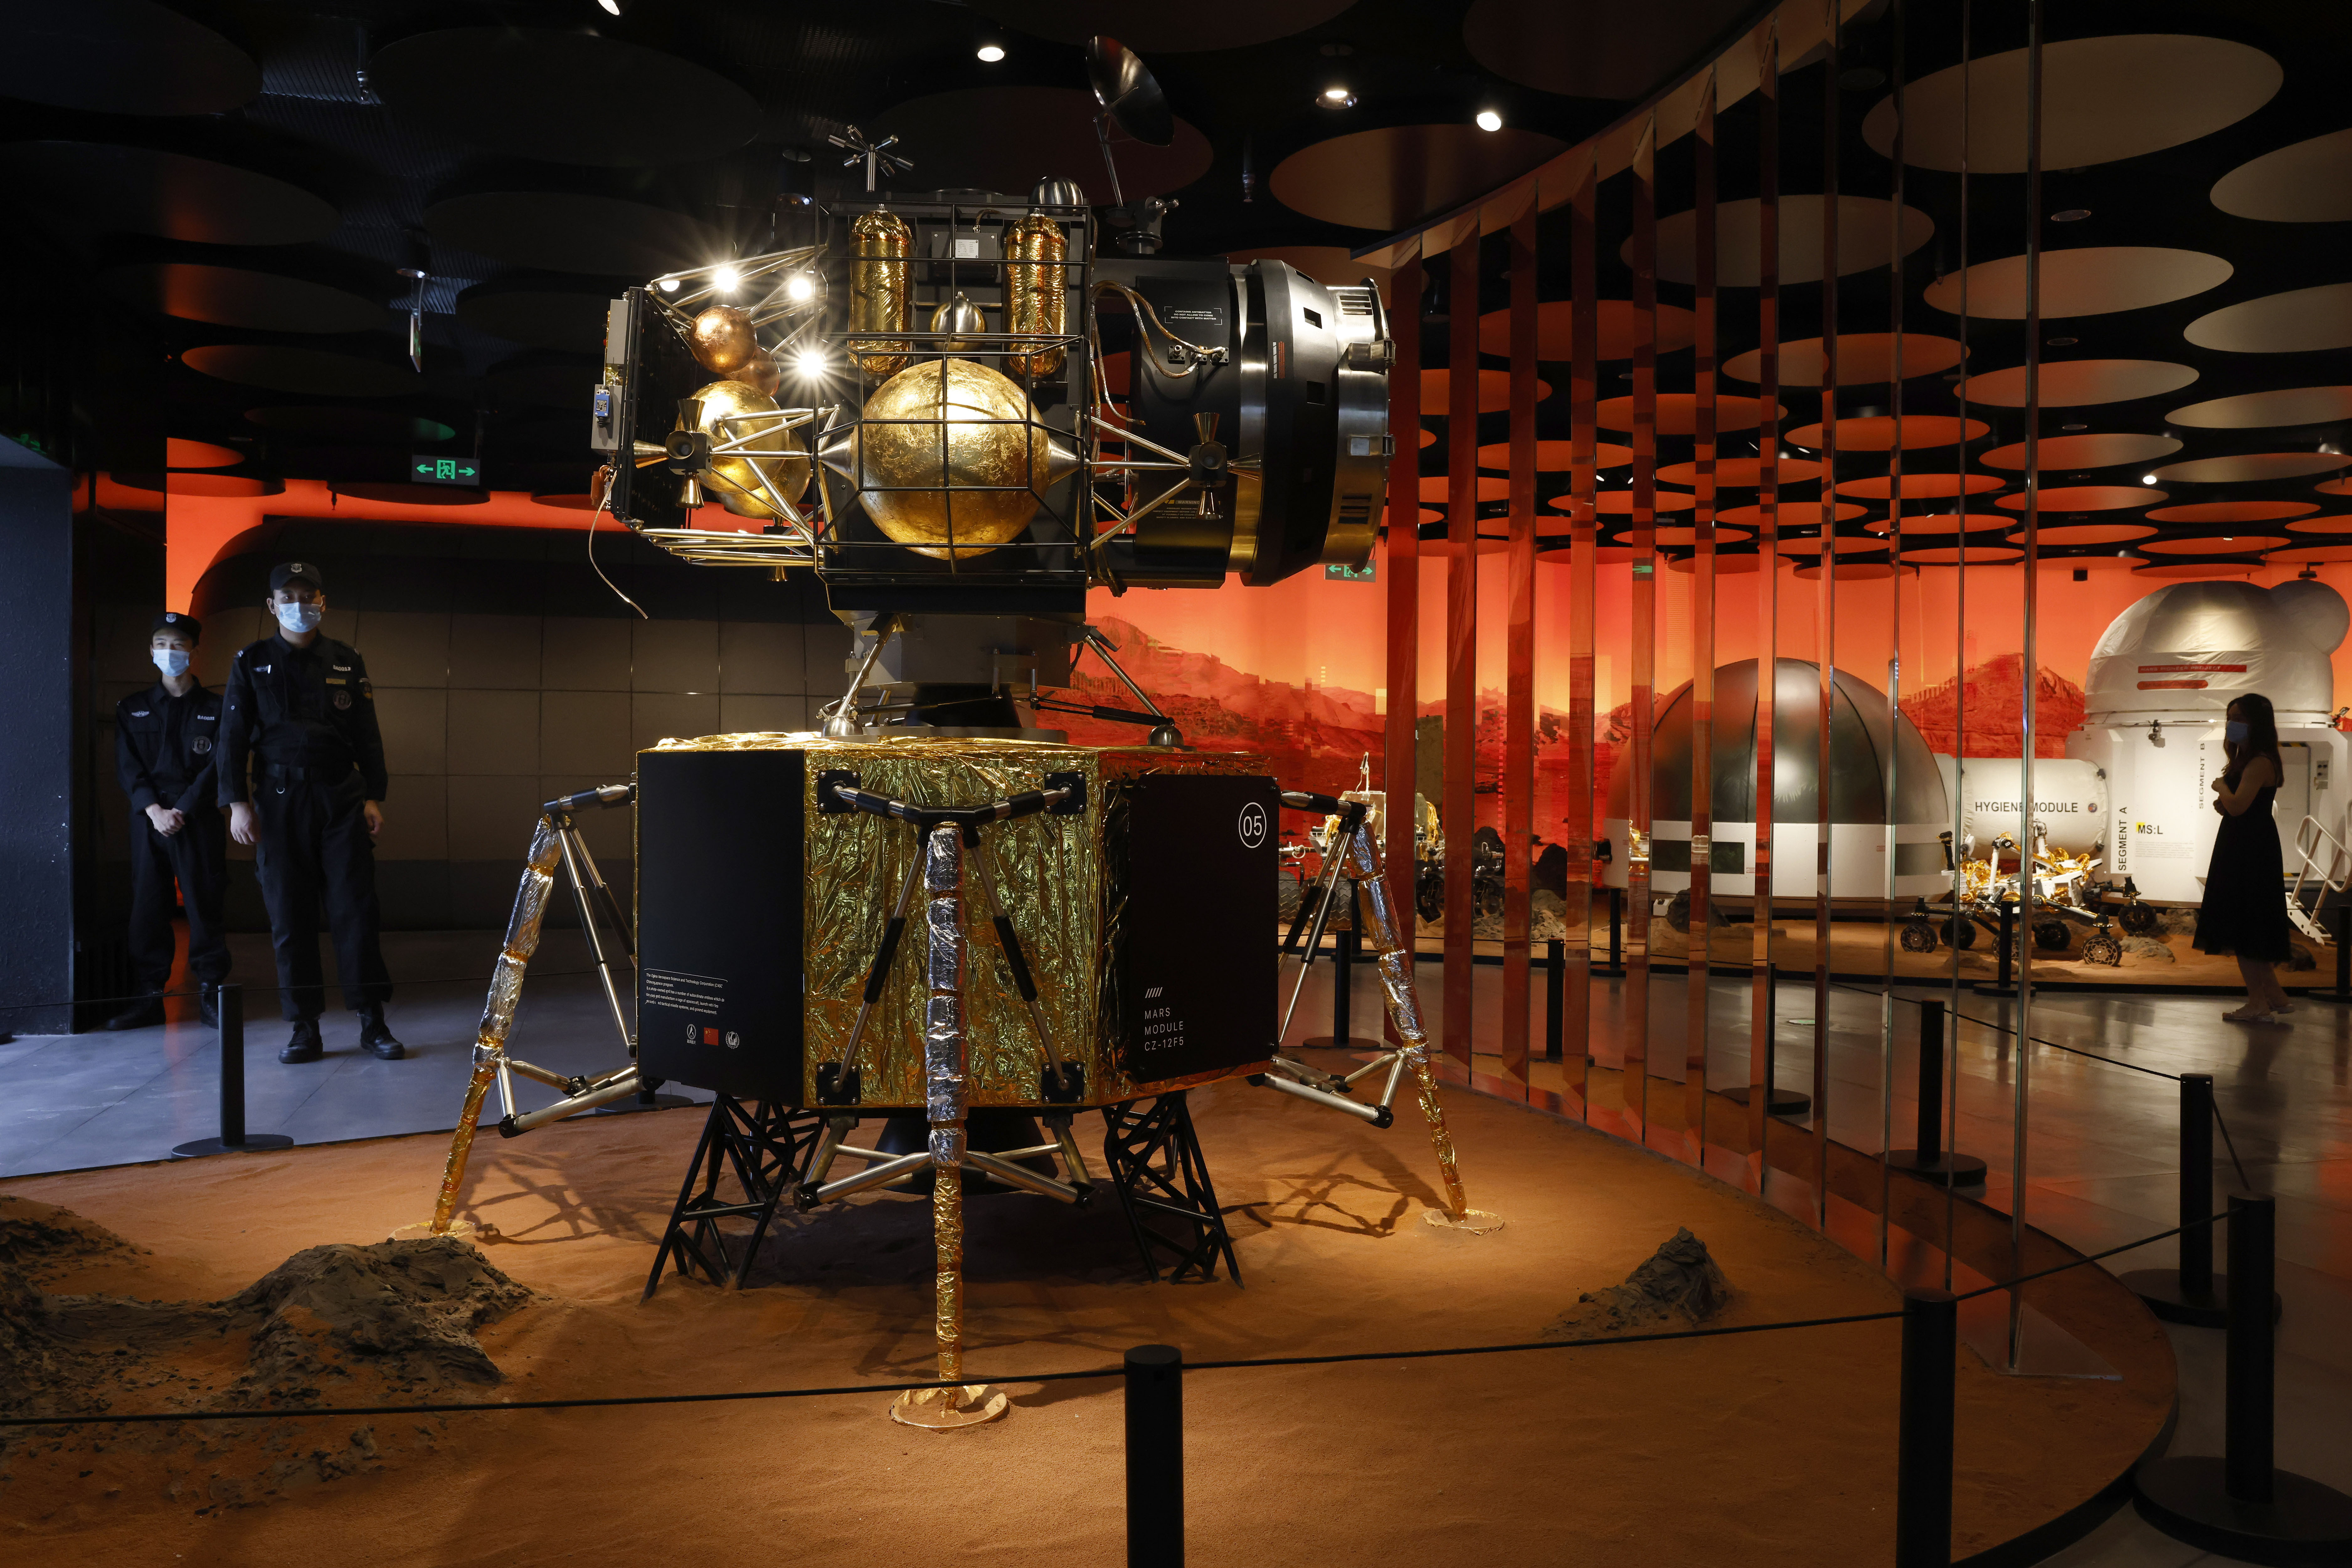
top-left (2, 1075), bottom-right (2170, 1565)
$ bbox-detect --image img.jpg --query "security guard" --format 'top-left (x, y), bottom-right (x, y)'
top-left (108, 611), bottom-right (230, 1030)
top-left (220, 562), bottom-right (403, 1063)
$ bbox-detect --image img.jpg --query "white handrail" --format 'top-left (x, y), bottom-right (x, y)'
top-left (2287, 814), bottom-right (2350, 945)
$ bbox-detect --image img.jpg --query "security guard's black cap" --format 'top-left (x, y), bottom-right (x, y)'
top-left (269, 561), bottom-right (325, 593)
top-left (151, 611), bottom-right (201, 641)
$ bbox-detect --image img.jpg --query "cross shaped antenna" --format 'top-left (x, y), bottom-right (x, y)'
top-left (826, 126), bottom-right (914, 193)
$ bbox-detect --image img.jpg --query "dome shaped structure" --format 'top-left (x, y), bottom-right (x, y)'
top-left (1603, 658), bottom-right (1951, 898)
top-left (2083, 580), bottom-right (2344, 724)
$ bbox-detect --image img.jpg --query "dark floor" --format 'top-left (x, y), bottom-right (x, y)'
top-left (7, 933), bottom-right (2347, 1563)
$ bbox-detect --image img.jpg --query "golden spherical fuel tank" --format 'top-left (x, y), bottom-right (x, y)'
top-left (688, 306), bottom-right (760, 374)
top-left (678, 378), bottom-right (809, 522)
top-left (820, 358), bottom-right (1076, 560)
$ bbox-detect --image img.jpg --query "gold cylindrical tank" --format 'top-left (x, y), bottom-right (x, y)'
top-left (1004, 212), bottom-right (1067, 381)
top-left (848, 209), bottom-right (912, 379)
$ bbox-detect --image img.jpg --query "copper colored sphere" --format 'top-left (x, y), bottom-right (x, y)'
top-left (678, 377), bottom-right (809, 522)
top-left (740, 352), bottom-right (781, 397)
top-left (688, 306), bottom-right (760, 374)
top-left (819, 358), bottom-right (1075, 560)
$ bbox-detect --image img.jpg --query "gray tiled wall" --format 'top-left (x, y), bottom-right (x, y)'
top-left (122, 519), bottom-right (856, 930)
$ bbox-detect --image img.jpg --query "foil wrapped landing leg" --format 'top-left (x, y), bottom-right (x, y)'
top-left (1337, 806), bottom-right (1501, 1236)
top-left (892, 824), bottom-right (1008, 1429)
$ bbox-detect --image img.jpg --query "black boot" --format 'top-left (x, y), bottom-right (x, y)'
top-left (358, 1009), bottom-right (405, 1060)
top-left (279, 1018), bottom-right (324, 1064)
top-left (196, 986), bottom-right (220, 1031)
top-left (102, 995), bottom-right (165, 1031)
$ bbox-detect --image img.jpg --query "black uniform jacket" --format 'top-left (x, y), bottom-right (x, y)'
top-left (115, 681), bottom-right (223, 815)
top-left (217, 633), bottom-right (389, 805)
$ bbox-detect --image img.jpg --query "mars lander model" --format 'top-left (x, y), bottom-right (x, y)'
top-left (405, 39), bottom-right (1487, 1429)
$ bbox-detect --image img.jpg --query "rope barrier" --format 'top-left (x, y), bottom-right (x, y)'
top-left (0, 970), bottom-right (609, 1019)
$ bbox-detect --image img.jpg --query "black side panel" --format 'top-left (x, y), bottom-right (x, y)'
top-left (637, 748), bottom-right (805, 1099)
top-left (1109, 772), bottom-right (1278, 1083)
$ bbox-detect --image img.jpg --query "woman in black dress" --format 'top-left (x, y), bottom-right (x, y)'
top-left (2194, 693), bottom-right (2295, 1022)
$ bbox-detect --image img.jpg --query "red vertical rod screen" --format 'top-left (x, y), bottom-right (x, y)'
top-left (1444, 235), bottom-right (1481, 1066)
top-left (1504, 209), bottom-right (1539, 1094)
top-left (1687, 70), bottom-right (1720, 1164)
top-left (1564, 165), bottom-right (1601, 1118)
top-left (1811, 0), bottom-right (1842, 1230)
top-left (1747, 18), bottom-right (1782, 1191)
top-left (1383, 248), bottom-right (1424, 977)
top-left (1624, 116), bottom-right (1661, 1144)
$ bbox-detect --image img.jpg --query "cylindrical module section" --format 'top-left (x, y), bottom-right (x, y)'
top-left (848, 209), bottom-right (912, 379)
top-left (1004, 211), bottom-right (1067, 382)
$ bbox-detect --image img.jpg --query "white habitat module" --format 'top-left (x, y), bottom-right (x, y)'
top-left (2058, 579), bottom-right (2351, 903)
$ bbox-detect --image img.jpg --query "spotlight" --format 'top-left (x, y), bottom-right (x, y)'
top-left (596, 0), bottom-right (622, 14)
top-left (657, 276), bottom-right (681, 293)
top-left (976, 43), bottom-right (1005, 63)
top-left (1320, 85), bottom-right (1357, 109)
top-left (794, 349), bottom-right (827, 379)
top-left (786, 273), bottom-right (817, 302)
top-left (2141, 473), bottom-right (2157, 485)
top-left (1475, 109), bottom-right (1503, 132)
top-left (713, 265), bottom-right (742, 293)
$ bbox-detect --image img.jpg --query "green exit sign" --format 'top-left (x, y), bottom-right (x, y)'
top-left (411, 454), bottom-right (480, 486)
top-left (1326, 559), bottom-right (1376, 583)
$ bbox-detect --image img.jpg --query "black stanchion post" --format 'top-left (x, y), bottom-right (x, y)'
top-left (1886, 998), bottom-right (1986, 1186)
top-left (1894, 1288), bottom-right (1957, 1568)
top-left (1125, 1344), bottom-right (1184, 1568)
top-left (173, 985), bottom-right (292, 1159)
top-left (2135, 1194), bottom-right (2352, 1558)
top-left (1975, 898), bottom-right (2018, 997)
top-left (1544, 937), bottom-right (1564, 1062)
top-left (1721, 965), bottom-right (1810, 1118)
top-left (2333, 903), bottom-right (2351, 1003)
top-left (2119, 1073), bottom-right (2240, 1327)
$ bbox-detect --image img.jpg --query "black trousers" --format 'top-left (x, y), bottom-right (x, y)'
top-left (126, 807), bottom-right (230, 992)
top-left (252, 768), bottom-right (392, 1021)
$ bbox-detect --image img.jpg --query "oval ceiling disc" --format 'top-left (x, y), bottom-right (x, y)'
top-left (874, 87), bottom-right (1212, 206)
top-left (2167, 387), bottom-right (2352, 428)
top-left (973, 0), bottom-right (1355, 51)
top-left (1836, 473), bottom-right (2005, 500)
top-left (370, 29), bottom-right (760, 168)
top-left (1867, 511), bottom-right (2014, 533)
top-left (184, 346), bottom-right (418, 399)
top-left (2137, 535), bottom-right (2290, 555)
top-left (2011, 523), bottom-right (2154, 546)
top-left (1417, 475), bottom-right (1512, 503)
top-left (424, 191), bottom-right (724, 278)
top-left (1658, 456), bottom-right (1823, 487)
top-left (0, 0), bottom-right (258, 116)
top-left (1996, 485), bottom-right (2162, 512)
top-left (2285, 515), bottom-right (2352, 534)
top-left (244, 407), bottom-right (457, 445)
top-left (330, 483), bottom-right (490, 508)
top-left (1477, 301), bottom-right (1697, 362)
top-left (1270, 125), bottom-right (1567, 230)
top-left (1475, 440), bottom-right (1633, 471)
top-left (2133, 559), bottom-right (2268, 577)
top-left (1957, 359), bottom-right (2198, 408)
top-left (1719, 501), bottom-right (1867, 528)
top-left (0, 142), bottom-right (338, 247)
top-left (1862, 34), bottom-right (2281, 173)
top-left (1646, 196), bottom-right (1934, 288)
top-left (1464, 0), bottom-right (1758, 97)
top-left (2148, 500), bottom-right (2318, 524)
top-left (1548, 489), bottom-right (1698, 515)
top-left (1421, 368), bottom-right (1549, 415)
top-left (1722, 333), bottom-right (1965, 386)
top-left (1923, 247), bottom-right (2233, 319)
top-left (2185, 283), bottom-right (2352, 354)
top-left (101, 262), bottom-right (386, 335)
top-left (1595, 393), bottom-right (1782, 435)
top-left (1901, 544), bottom-right (2023, 564)
top-left (1981, 432), bottom-right (2180, 470)
top-left (2212, 129), bottom-right (2352, 223)
top-left (1784, 416), bottom-right (1986, 452)
top-left (2151, 452), bottom-right (2352, 484)
top-left (456, 276), bottom-right (623, 353)
top-left (168, 438), bottom-right (243, 470)
top-left (1651, 525), bottom-right (1754, 546)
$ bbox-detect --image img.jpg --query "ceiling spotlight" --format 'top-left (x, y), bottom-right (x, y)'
top-left (794, 348), bottom-right (827, 379)
top-left (786, 273), bottom-right (817, 301)
top-left (2141, 473), bottom-right (2158, 485)
top-left (1475, 109), bottom-right (1504, 133)
top-left (976, 43), bottom-right (1005, 63)
top-left (657, 276), bottom-right (680, 293)
top-left (2047, 336), bottom-right (2078, 347)
top-left (712, 265), bottom-right (742, 293)
top-left (2051, 209), bottom-right (2092, 222)
top-left (1320, 85), bottom-right (1357, 109)
top-left (2061, 422), bottom-right (2088, 431)
top-left (596, 0), bottom-right (622, 14)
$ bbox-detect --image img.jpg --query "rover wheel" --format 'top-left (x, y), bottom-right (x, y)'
top-left (1900, 919), bottom-right (1939, 953)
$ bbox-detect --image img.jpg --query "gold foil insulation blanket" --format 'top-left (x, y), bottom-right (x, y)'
top-left (848, 210), bottom-right (912, 378)
top-left (1004, 212), bottom-right (1067, 380)
top-left (1342, 819), bottom-right (1470, 1221)
top-left (429, 1063), bottom-right (500, 1234)
top-left (933, 1162), bottom-right (965, 1381)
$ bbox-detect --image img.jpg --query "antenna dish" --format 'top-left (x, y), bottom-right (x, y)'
top-left (1086, 36), bottom-right (1173, 147)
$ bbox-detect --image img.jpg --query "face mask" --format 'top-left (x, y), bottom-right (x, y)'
top-left (2225, 720), bottom-right (2249, 743)
top-left (275, 601), bottom-right (323, 634)
top-left (151, 648), bottom-right (191, 678)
